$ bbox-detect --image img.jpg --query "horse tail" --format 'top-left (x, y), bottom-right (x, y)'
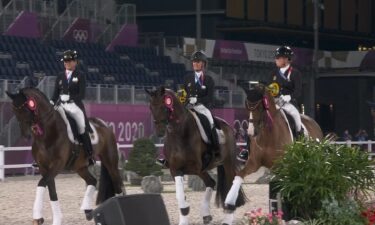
top-left (96, 162), bottom-right (116, 204)
top-left (215, 124), bottom-right (247, 208)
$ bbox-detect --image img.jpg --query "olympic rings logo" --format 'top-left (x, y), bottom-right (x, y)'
top-left (73, 29), bottom-right (88, 42)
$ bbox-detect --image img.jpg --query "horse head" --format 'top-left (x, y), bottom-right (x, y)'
top-left (146, 86), bottom-right (182, 137)
top-left (6, 87), bottom-right (53, 138)
top-left (244, 83), bottom-right (275, 136)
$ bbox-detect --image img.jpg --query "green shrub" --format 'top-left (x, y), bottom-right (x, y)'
top-left (317, 196), bottom-right (366, 225)
top-left (272, 138), bottom-right (375, 219)
top-left (125, 138), bottom-right (163, 177)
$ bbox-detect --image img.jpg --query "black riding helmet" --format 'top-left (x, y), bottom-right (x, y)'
top-left (191, 50), bottom-right (208, 64)
top-left (275, 46), bottom-right (294, 60)
top-left (61, 50), bottom-right (78, 61)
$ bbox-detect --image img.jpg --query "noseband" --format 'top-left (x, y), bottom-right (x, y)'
top-left (246, 95), bottom-right (274, 129)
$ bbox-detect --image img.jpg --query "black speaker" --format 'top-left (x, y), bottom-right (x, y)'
top-left (93, 194), bottom-right (170, 225)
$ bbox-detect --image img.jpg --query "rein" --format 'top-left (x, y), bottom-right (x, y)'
top-left (246, 95), bottom-right (274, 130)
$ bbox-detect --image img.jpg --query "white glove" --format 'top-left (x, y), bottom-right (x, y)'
top-left (60, 94), bottom-right (70, 102)
top-left (189, 97), bottom-right (197, 105)
top-left (281, 95), bottom-right (291, 103)
top-left (49, 100), bottom-right (54, 105)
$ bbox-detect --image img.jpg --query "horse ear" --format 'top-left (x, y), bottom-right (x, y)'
top-left (145, 88), bottom-right (153, 96)
top-left (160, 86), bottom-right (165, 95)
top-left (5, 91), bottom-right (15, 100)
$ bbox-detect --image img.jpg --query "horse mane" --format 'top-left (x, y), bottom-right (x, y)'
top-left (21, 87), bottom-right (50, 103)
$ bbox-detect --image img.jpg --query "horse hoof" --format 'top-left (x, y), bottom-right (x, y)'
top-left (203, 215), bottom-right (213, 224)
top-left (85, 210), bottom-right (93, 221)
top-left (32, 218), bottom-right (44, 225)
top-left (222, 224), bottom-right (229, 225)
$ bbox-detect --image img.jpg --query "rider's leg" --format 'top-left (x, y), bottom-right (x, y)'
top-left (63, 103), bottom-right (95, 165)
top-left (237, 135), bottom-right (250, 162)
top-left (282, 102), bottom-right (303, 133)
top-left (193, 104), bottom-right (220, 152)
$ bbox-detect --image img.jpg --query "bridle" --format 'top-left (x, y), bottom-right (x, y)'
top-left (153, 94), bottom-right (180, 126)
top-left (13, 96), bottom-right (54, 136)
top-left (245, 95), bottom-right (274, 130)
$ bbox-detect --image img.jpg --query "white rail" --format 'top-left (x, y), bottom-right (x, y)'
top-left (0, 141), bottom-right (373, 181)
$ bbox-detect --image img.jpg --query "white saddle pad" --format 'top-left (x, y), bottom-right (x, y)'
top-left (279, 109), bottom-right (309, 142)
top-left (57, 109), bottom-right (99, 145)
top-left (189, 110), bottom-right (225, 145)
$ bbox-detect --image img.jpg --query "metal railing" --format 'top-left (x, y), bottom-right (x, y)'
top-left (96, 4), bottom-right (136, 46)
top-left (0, 0), bottom-right (57, 34)
top-left (1, 140), bottom-right (374, 181)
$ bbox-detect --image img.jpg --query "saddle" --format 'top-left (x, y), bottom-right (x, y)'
top-left (189, 109), bottom-right (226, 145)
top-left (279, 109), bottom-right (308, 140)
top-left (57, 108), bottom-right (99, 145)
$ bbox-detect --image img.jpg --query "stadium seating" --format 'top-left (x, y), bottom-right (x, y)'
top-left (0, 35), bottom-right (187, 88)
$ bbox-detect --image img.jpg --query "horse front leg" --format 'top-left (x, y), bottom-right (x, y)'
top-left (47, 178), bottom-right (62, 225)
top-left (32, 177), bottom-right (48, 225)
top-left (198, 172), bottom-right (215, 224)
top-left (174, 171), bottom-right (190, 225)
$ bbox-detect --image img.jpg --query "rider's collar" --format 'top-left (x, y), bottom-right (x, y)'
top-left (279, 64), bottom-right (290, 74)
top-left (195, 71), bottom-right (203, 78)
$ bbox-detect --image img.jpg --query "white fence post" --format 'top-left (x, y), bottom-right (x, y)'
top-left (368, 140), bottom-right (373, 161)
top-left (0, 145), bottom-right (4, 181)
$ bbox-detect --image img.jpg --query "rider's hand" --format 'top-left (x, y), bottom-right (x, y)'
top-left (281, 95), bottom-right (291, 103)
top-left (49, 100), bottom-right (54, 105)
top-left (60, 94), bottom-right (70, 102)
top-left (189, 97), bottom-right (197, 105)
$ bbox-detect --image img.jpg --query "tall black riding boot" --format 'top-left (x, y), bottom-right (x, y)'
top-left (80, 132), bottom-right (95, 166)
top-left (211, 127), bottom-right (220, 156)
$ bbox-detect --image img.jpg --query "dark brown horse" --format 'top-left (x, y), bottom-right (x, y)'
top-left (224, 83), bottom-right (323, 210)
top-left (6, 88), bottom-right (124, 225)
top-left (146, 87), bottom-right (246, 225)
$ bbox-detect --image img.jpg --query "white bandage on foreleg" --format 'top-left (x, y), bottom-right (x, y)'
top-left (50, 200), bottom-right (62, 225)
top-left (224, 176), bottom-right (244, 206)
top-left (174, 176), bottom-right (189, 209)
top-left (222, 213), bottom-right (234, 225)
top-left (247, 112), bottom-right (255, 136)
top-left (33, 186), bottom-right (46, 219)
top-left (80, 185), bottom-right (96, 210)
top-left (201, 187), bottom-right (213, 217)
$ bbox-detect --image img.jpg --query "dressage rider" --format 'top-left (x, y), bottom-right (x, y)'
top-left (156, 50), bottom-right (219, 167)
top-left (51, 50), bottom-right (95, 166)
top-left (237, 46), bottom-right (303, 162)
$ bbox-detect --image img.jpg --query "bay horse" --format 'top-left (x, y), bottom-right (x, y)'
top-left (146, 87), bottom-right (246, 225)
top-left (6, 88), bottom-right (124, 225)
top-left (224, 83), bottom-right (324, 210)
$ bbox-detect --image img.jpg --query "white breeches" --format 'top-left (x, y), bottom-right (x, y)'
top-left (276, 99), bottom-right (302, 132)
top-left (60, 102), bottom-right (86, 134)
top-left (193, 104), bottom-right (214, 128)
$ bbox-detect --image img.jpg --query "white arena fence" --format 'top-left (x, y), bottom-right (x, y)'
top-left (0, 141), bottom-right (374, 181)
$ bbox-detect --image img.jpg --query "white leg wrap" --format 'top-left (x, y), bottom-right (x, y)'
top-left (222, 213), bottom-right (234, 225)
top-left (175, 176), bottom-right (189, 209)
top-left (80, 185), bottom-right (96, 210)
top-left (201, 187), bottom-right (213, 217)
top-left (179, 214), bottom-right (189, 225)
top-left (33, 186), bottom-right (46, 219)
top-left (224, 176), bottom-right (244, 206)
top-left (50, 200), bottom-right (62, 225)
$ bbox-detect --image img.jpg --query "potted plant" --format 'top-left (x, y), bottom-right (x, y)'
top-left (125, 138), bottom-right (163, 185)
top-left (271, 138), bottom-right (375, 221)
